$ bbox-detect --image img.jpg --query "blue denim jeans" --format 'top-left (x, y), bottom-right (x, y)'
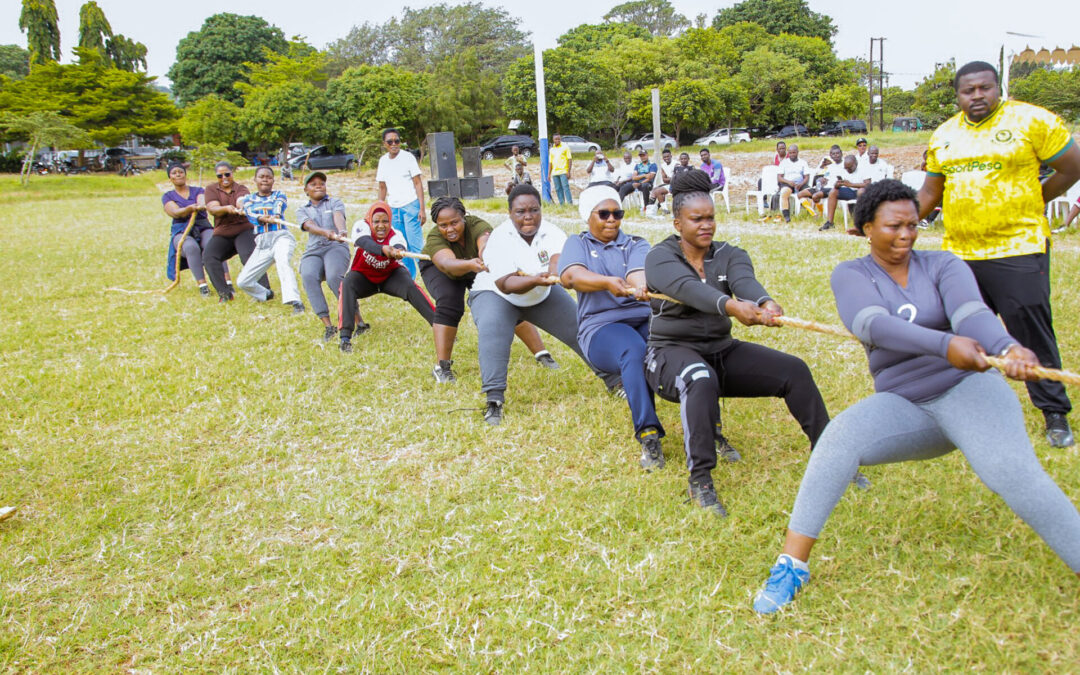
top-left (587, 319), bottom-right (663, 438)
top-left (391, 199), bottom-right (423, 278)
top-left (551, 173), bottom-right (572, 205)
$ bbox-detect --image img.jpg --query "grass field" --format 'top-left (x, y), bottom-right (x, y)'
top-left (2, 172), bottom-right (1079, 671)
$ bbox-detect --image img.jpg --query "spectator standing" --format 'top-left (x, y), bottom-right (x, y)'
top-left (376, 128), bottom-right (426, 278)
top-left (549, 134), bottom-right (574, 205)
top-left (203, 161), bottom-right (271, 302)
top-left (918, 60), bottom-right (1080, 447)
top-left (854, 138), bottom-right (870, 169)
top-left (776, 144), bottom-right (810, 222)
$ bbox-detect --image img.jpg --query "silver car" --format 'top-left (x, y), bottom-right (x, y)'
top-left (558, 135), bottom-right (601, 154)
top-left (694, 128), bottom-right (751, 146)
top-left (622, 133), bottom-right (677, 153)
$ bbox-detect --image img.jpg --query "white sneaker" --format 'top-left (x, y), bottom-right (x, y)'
top-left (644, 204), bottom-right (658, 217)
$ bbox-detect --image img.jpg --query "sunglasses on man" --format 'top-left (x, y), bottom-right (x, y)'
top-left (385, 138), bottom-right (401, 145)
top-left (216, 172), bottom-right (232, 178)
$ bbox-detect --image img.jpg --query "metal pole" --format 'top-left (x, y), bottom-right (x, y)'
top-left (534, 44), bottom-right (551, 203)
top-left (868, 38), bottom-right (874, 130)
top-left (651, 88), bottom-right (661, 160)
top-left (879, 38), bottom-right (886, 132)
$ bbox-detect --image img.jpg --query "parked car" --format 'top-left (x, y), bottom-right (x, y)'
top-left (478, 134), bottom-right (537, 160)
top-left (558, 135), bottom-right (601, 154)
top-left (819, 119), bottom-right (868, 136)
top-left (693, 127), bottom-right (751, 146)
top-left (892, 117), bottom-right (924, 132)
top-left (288, 145), bottom-right (357, 171)
top-left (622, 133), bottom-right (677, 153)
top-left (768, 124), bottom-right (811, 139)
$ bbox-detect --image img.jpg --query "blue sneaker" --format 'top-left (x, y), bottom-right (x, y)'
top-left (753, 556), bottom-right (809, 614)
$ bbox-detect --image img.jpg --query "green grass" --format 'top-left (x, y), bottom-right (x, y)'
top-left (2, 174), bottom-right (1079, 670)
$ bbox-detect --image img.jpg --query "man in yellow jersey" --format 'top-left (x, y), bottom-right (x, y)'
top-left (549, 134), bottom-right (574, 205)
top-left (918, 61), bottom-right (1080, 447)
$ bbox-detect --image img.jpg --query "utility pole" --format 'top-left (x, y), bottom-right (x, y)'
top-left (534, 43), bottom-right (551, 203)
top-left (869, 37), bottom-right (886, 132)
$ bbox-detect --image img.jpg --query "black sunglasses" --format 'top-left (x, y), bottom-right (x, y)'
top-left (385, 138), bottom-right (401, 145)
top-left (216, 172), bottom-right (232, 178)
top-left (595, 209), bottom-right (624, 220)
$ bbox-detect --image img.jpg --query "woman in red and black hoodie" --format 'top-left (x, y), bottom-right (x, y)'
top-left (338, 201), bottom-right (434, 353)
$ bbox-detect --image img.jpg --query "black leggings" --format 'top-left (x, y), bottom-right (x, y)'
top-left (338, 267), bottom-right (435, 340)
top-left (203, 230), bottom-right (271, 299)
top-left (645, 339), bottom-right (829, 483)
top-left (419, 261), bottom-right (472, 327)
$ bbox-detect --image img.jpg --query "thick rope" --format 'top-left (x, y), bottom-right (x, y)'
top-left (105, 211), bottom-right (199, 295)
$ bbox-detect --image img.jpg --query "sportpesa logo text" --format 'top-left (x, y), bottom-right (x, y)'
top-left (943, 160), bottom-right (1003, 174)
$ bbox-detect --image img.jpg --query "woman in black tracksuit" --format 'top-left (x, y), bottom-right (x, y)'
top-left (644, 169), bottom-right (831, 516)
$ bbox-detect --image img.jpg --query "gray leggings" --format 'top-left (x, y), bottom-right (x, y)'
top-left (469, 288), bottom-right (586, 402)
top-left (173, 228), bottom-right (219, 283)
top-left (299, 245), bottom-right (350, 318)
top-left (789, 371), bottom-right (1080, 572)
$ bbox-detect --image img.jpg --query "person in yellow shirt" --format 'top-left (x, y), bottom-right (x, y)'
top-left (549, 134), bottom-right (574, 205)
top-left (918, 60), bottom-right (1080, 447)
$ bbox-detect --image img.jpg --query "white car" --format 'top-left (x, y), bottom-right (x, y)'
top-left (559, 135), bottom-right (601, 154)
top-left (694, 128), bottom-right (751, 146)
top-left (622, 133), bottom-right (677, 153)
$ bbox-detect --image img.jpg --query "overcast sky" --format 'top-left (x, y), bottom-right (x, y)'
top-left (3, 0), bottom-right (1078, 89)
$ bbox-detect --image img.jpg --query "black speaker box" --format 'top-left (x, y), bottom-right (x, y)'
top-left (428, 178), bottom-right (460, 199)
top-left (459, 176), bottom-right (494, 200)
top-left (461, 147), bottom-right (482, 178)
top-left (426, 132), bottom-right (457, 180)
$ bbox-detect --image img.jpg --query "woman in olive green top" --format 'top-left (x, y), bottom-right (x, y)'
top-left (421, 197), bottom-right (557, 383)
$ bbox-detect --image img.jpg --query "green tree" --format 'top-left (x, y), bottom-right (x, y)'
top-left (0, 110), bottom-right (92, 184)
top-left (105, 35), bottom-right (147, 72)
top-left (502, 49), bottom-right (620, 137)
top-left (672, 28), bottom-right (738, 79)
top-left (1011, 67), bottom-right (1080, 122)
top-left (427, 48), bottom-right (501, 144)
top-left (235, 39), bottom-right (328, 101)
top-left (167, 13), bottom-right (288, 106)
top-left (240, 81), bottom-right (335, 160)
top-left (715, 21), bottom-right (771, 59)
top-left (0, 45), bottom-right (31, 80)
top-left (737, 46), bottom-right (815, 127)
top-left (342, 123), bottom-right (384, 169)
top-left (326, 64), bottom-right (428, 147)
top-left (912, 61), bottom-right (958, 126)
top-left (883, 86), bottom-right (915, 117)
top-left (77, 1), bottom-right (111, 54)
top-left (19, 0), bottom-right (61, 65)
top-left (814, 83), bottom-right (866, 122)
top-left (0, 49), bottom-right (179, 146)
top-left (187, 141), bottom-right (245, 184)
top-left (604, 0), bottom-right (688, 37)
top-left (178, 94), bottom-right (241, 145)
top-left (713, 0), bottom-right (836, 45)
top-left (712, 77), bottom-right (751, 130)
top-left (324, 22), bottom-right (392, 77)
top-left (769, 34), bottom-right (843, 89)
top-left (631, 78), bottom-right (718, 142)
top-left (557, 23), bottom-right (651, 52)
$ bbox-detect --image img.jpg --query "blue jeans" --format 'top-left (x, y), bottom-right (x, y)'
top-left (391, 199), bottom-right (423, 278)
top-left (587, 319), bottom-right (663, 439)
top-left (551, 173), bottom-right (572, 205)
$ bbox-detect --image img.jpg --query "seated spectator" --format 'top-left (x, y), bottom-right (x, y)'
top-left (237, 166), bottom-right (305, 313)
top-left (651, 150), bottom-right (689, 213)
top-left (161, 162), bottom-right (216, 296)
top-left (504, 161), bottom-right (532, 195)
top-left (775, 144), bottom-right (809, 222)
top-left (613, 151), bottom-right (636, 188)
top-left (863, 146), bottom-right (892, 183)
top-left (587, 151), bottom-right (616, 186)
top-left (699, 148), bottom-right (725, 192)
top-left (618, 150), bottom-right (657, 212)
top-left (799, 146), bottom-right (844, 215)
top-left (338, 201), bottom-right (435, 353)
top-left (504, 145), bottom-right (527, 175)
top-left (819, 155), bottom-right (869, 232)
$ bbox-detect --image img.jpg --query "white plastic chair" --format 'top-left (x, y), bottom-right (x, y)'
top-left (621, 188), bottom-right (644, 213)
top-left (839, 199), bottom-right (858, 229)
top-left (713, 166), bottom-right (731, 213)
top-left (901, 170), bottom-right (926, 192)
top-left (1049, 181), bottom-right (1080, 221)
top-left (745, 166), bottom-right (780, 215)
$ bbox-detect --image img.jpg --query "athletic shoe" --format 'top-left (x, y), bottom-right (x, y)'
top-left (266, 290), bottom-right (274, 301)
top-left (918, 220), bottom-right (931, 230)
top-left (819, 221), bottom-right (834, 231)
top-left (753, 556), bottom-right (810, 614)
top-left (638, 429), bottom-right (664, 471)
top-left (484, 400), bottom-right (503, 426)
top-left (716, 434), bottom-right (741, 463)
top-left (218, 293), bottom-right (234, 303)
top-left (534, 351), bottom-right (559, 370)
top-left (1044, 412), bottom-right (1075, 448)
top-left (355, 321), bottom-right (371, 336)
top-left (687, 480), bottom-right (728, 516)
top-left (199, 284), bottom-right (210, 297)
top-left (322, 325), bottom-right (338, 343)
top-left (782, 209), bottom-right (791, 223)
top-left (608, 383), bottom-right (628, 399)
top-left (290, 301), bottom-right (305, 314)
top-left (432, 360), bottom-right (456, 383)
top-left (339, 339), bottom-right (352, 354)
top-left (851, 471), bottom-right (871, 490)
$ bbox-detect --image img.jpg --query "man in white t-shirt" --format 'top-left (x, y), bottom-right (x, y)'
top-left (376, 128), bottom-right (425, 277)
top-left (776, 144), bottom-right (810, 222)
top-left (820, 154), bottom-right (870, 232)
top-left (613, 151), bottom-right (636, 186)
top-left (586, 151), bottom-right (615, 185)
top-left (863, 145), bottom-right (892, 183)
top-left (649, 148), bottom-right (679, 214)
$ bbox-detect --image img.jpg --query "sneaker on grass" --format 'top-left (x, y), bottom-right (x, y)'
top-left (322, 325), bottom-right (338, 343)
top-left (339, 339), bottom-right (352, 354)
top-left (716, 434), bottom-right (741, 463)
top-left (638, 429), bottom-right (664, 471)
top-left (851, 471), bottom-right (871, 490)
top-left (819, 221), bottom-right (834, 231)
top-left (753, 554), bottom-right (810, 614)
top-left (199, 284), bottom-right (210, 297)
top-left (432, 360), bottom-right (456, 383)
top-left (484, 400), bottom-right (503, 426)
top-left (1044, 412), bottom-right (1075, 448)
top-left (289, 301), bottom-right (305, 314)
top-left (534, 351), bottom-right (559, 370)
top-left (687, 480), bottom-right (727, 516)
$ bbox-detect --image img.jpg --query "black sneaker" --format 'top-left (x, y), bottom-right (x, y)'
top-left (638, 430), bottom-right (664, 471)
top-left (782, 209), bottom-right (791, 223)
top-left (199, 284), bottom-right (210, 297)
top-left (218, 292), bottom-right (234, 303)
top-left (819, 221), bottom-right (834, 231)
top-left (608, 383), bottom-right (628, 399)
top-left (432, 360), bottom-right (456, 383)
top-left (355, 321), bottom-right (371, 335)
top-left (1044, 412), bottom-right (1075, 448)
top-left (687, 480), bottom-right (728, 517)
top-left (289, 301), bottom-right (305, 314)
top-left (716, 434), bottom-right (741, 463)
top-left (535, 351), bottom-right (559, 370)
top-left (266, 289), bottom-right (275, 301)
top-left (484, 400), bottom-right (503, 426)
top-left (339, 339), bottom-right (352, 354)
top-left (322, 325), bottom-right (338, 342)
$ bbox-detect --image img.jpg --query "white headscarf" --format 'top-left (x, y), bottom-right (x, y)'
top-left (577, 185), bottom-right (622, 223)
